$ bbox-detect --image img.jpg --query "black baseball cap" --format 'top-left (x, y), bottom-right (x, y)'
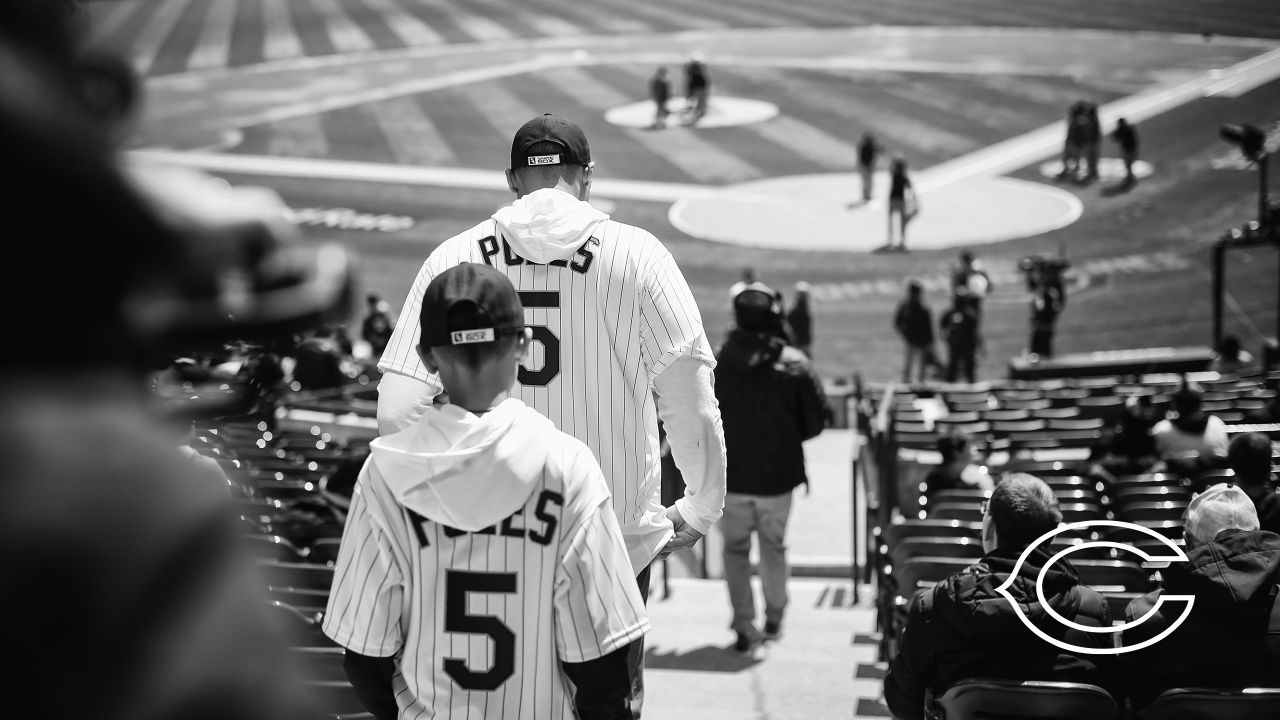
top-left (420, 263), bottom-right (525, 347)
top-left (510, 113), bottom-right (592, 170)
top-left (732, 281), bottom-right (782, 332)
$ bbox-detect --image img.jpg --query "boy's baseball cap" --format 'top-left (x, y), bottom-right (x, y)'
top-left (420, 263), bottom-right (525, 347)
top-left (1184, 482), bottom-right (1260, 543)
top-left (510, 113), bottom-right (592, 170)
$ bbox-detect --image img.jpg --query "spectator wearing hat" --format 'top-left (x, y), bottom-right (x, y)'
top-left (290, 324), bottom-right (350, 392)
top-left (883, 474), bottom-right (1116, 720)
top-left (894, 279), bottom-right (935, 385)
top-left (1119, 483), bottom-right (1280, 709)
top-left (1152, 381), bottom-right (1230, 476)
top-left (1230, 432), bottom-right (1280, 534)
top-left (715, 281), bottom-right (829, 655)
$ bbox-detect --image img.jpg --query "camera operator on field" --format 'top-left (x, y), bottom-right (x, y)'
top-left (1022, 255), bottom-right (1068, 361)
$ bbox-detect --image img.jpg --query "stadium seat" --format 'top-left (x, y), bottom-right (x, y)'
top-left (997, 459), bottom-right (1082, 477)
top-left (1112, 485), bottom-right (1191, 508)
top-left (928, 501), bottom-right (985, 523)
top-left (983, 409), bottom-right (1034, 422)
top-left (896, 431), bottom-right (941, 450)
top-left (265, 600), bottom-right (331, 647)
top-left (1047, 417), bottom-right (1106, 431)
top-left (304, 679), bottom-right (370, 717)
top-left (255, 559), bottom-right (337, 593)
top-left (934, 421), bottom-right (993, 437)
top-left (1112, 473), bottom-right (1186, 490)
top-left (307, 537), bottom-right (343, 565)
top-left (929, 488), bottom-right (990, 506)
top-left (1070, 559), bottom-right (1154, 594)
top-left (1137, 687), bottom-right (1280, 720)
top-left (1049, 536), bottom-right (1115, 561)
top-left (241, 533), bottom-right (311, 563)
top-left (1000, 398), bottom-right (1054, 411)
top-left (895, 421), bottom-right (933, 434)
top-left (880, 519), bottom-right (984, 548)
top-left (1107, 520), bottom-right (1184, 543)
top-left (1045, 387), bottom-right (1094, 407)
top-left (1118, 501), bottom-right (1189, 524)
top-left (1058, 502), bottom-right (1106, 524)
top-left (1031, 406), bottom-right (1085, 421)
top-left (887, 536), bottom-right (985, 568)
top-left (932, 678), bottom-right (1119, 720)
top-left (1075, 395), bottom-right (1127, 421)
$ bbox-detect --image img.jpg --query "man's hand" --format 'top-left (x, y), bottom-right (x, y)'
top-left (658, 504), bottom-right (704, 558)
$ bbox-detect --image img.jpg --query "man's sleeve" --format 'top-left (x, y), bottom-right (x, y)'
top-left (375, 260), bottom-right (444, 434)
top-left (639, 249), bottom-right (714, 378)
top-left (321, 479), bottom-right (404, 659)
top-left (882, 590), bottom-right (935, 720)
top-left (653, 355), bottom-right (727, 534)
top-left (554, 452), bottom-right (651, 664)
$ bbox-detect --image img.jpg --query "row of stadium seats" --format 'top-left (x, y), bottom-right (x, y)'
top-left (192, 404), bottom-right (372, 719)
top-left (932, 679), bottom-right (1280, 720)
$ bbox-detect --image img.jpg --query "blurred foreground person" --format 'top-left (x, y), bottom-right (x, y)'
top-left (0, 4), bottom-right (355, 719)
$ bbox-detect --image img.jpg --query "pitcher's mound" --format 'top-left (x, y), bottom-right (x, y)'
top-left (604, 96), bottom-right (779, 130)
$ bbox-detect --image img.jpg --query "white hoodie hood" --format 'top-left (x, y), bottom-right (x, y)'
top-left (492, 187), bottom-right (609, 263)
top-left (368, 398), bottom-right (553, 531)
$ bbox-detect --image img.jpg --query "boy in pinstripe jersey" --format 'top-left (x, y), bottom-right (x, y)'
top-left (376, 113), bottom-right (728, 718)
top-left (324, 263), bottom-right (649, 719)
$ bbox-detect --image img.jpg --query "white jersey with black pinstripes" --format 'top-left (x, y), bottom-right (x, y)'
top-left (378, 211), bottom-right (714, 573)
top-left (321, 399), bottom-right (649, 719)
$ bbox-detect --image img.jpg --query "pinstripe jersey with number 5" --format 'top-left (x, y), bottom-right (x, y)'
top-left (322, 399), bottom-right (650, 719)
top-left (379, 197), bottom-right (715, 573)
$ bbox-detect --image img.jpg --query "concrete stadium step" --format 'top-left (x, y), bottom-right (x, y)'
top-left (642, 577), bottom-right (887, 720)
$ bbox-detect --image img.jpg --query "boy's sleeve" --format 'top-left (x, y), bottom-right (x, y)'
top-left (554, 448), bottom-right (651, 664)
top-left (322, 476), bottom-right (405, 658)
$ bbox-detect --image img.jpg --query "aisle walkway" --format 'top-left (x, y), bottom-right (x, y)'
top-left (644, 428), bottom-right (893, 719)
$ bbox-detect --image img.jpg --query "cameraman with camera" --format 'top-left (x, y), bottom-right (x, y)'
top-left (1022, 255), bottom-right (1068, 361)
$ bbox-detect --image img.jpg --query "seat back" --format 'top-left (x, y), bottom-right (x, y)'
top-left (888, 536), bottom-right (985, 568)
top-left (1137, 687), bottom-right (1280, 720)
top-left (892, 556), bottom-right (974, 597)
top-left (881, 519), bottom-right (984, 548)
top-left (934, 678), bottom-right (1118, 720)
top-left (928, 501), bottom-right (985, 523)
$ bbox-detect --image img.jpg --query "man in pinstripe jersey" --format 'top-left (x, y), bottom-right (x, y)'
top-left (324, 263), bottom-right (649, 719)
top-left (376, 114), bottom-right (728, 718)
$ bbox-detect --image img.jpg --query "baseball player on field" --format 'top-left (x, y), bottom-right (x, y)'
top-left (375, 113), bottom-right (727, 718)
top-left (323, 263), bottom-right (649, 720)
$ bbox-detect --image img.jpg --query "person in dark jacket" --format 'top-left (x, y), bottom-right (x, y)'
top-left (787, 281), bottom-right (814, 358)
top-left (1119, 483), bottom-right (1280, 709)
top-left (715, 282), bottom-right (829, 655)
top-left (649, 66), bottom-right (671, 129)
top-left (895, 279), bottom-right (934, 384)
top-left (1230, 432), bottom-right (1280, 534)
top-left (883, 473), bottom-right (1116, 720)
top-left (939, 302), bottom-right (980, 384)
top-left (922, 430), bottom-right (993, 503)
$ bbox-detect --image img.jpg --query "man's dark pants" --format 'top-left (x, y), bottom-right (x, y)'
top-left (628, 564), bottom-right (652, 719)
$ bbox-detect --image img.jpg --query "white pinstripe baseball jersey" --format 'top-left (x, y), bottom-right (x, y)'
top-left (322, 398), bottom-right (649, 720)
top-left (379, 196), bottom-right (714, 572)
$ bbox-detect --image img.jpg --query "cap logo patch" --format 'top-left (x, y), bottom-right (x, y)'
top-left (451, 328), bottom-right (495, 345)
top-left (528, 154), bottom-right (561, 166)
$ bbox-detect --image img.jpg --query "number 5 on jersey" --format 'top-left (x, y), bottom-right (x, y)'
top-left (518, 291), bottom-right (560, 387)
